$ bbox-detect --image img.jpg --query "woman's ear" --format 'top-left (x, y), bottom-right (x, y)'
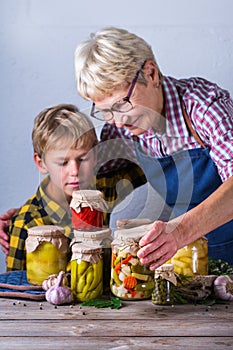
top-left (143, 60), bottom-right (159, 86)
top-left (34, 153), bottom-right (48, 174)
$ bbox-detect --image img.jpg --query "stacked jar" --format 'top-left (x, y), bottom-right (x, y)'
top-left (70, 242), bottom-right (103, 302)
top-left (166, 237), bottom-right (208, 277)
top-left (26, 225), bottom-right (69, 285)
top-left (70, 190), bottom-right (110, 298)
top-left (71, 228), bottom-right (112, 295)
top-left (110, 224), bottom-right (154, 300)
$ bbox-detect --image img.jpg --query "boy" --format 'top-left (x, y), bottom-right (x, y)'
top-left (7, 103), bottom-right (99, 271)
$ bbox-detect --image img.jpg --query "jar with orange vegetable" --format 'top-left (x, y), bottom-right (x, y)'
top-left (110, 225), bottom-right (154, 300)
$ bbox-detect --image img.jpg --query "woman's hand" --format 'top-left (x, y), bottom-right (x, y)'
top-left (137, 220), bottom-right (180, 270)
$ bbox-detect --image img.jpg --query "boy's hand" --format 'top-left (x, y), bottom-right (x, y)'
top-left (0, 208), bottom-right (18, 255)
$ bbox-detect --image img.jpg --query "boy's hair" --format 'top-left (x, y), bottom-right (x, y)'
top-left (74, 26), bottom-right (162, 100)
top-left (32, 103), bottom-right (98, 159)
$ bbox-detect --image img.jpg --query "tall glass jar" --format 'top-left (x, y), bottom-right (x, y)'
top-left (152, 264), bottom-right (176, 305)
top-left (70, 190), bottom-right (108, 230)
top-left (70, 242), bottom-right (103, 302)
top-left (71, 228), bottom-right (112, 295)
top-left (110, 225), bottom-right (154, 300)
top-left (26, 225), bottom-right (69, 285)
top-left (167, 237), bottom-right (208, 277)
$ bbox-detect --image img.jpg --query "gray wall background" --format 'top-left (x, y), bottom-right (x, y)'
top-left (1, 0), bottom-right (233, 271)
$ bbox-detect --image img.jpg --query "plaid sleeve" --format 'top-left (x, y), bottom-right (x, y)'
top-left (96, 161), bottom-right (147, 226)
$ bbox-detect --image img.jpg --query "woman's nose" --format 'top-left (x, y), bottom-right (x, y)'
top-left (112, 112), bottom-right (128, 127)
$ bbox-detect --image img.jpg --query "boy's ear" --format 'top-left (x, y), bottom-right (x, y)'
top-left (34, 153), bottom-right (48, 174)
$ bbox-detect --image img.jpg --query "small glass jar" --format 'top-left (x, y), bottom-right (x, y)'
top-left (152, 264), bottom-right (176, 305)
top-left (72, 228), bottom-right (112, 295)
top-left (70, 190), bottom-right (108, 231)
top-left (110, 225), bottom-right (154, 300)
top-left (167, 237), bottom-right (208, 277)
top-left (70, 242), bottom-right (103, 302)
top-left (26, 225), bottom-right (69, 285)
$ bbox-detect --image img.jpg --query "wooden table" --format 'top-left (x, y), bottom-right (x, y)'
top-left (0, 297), bottom-right (233, 349)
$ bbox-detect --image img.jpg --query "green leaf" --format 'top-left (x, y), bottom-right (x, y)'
top-left (81, 297), bottom-right (122, 309)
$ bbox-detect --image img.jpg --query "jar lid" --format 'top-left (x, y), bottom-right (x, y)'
top-left (27, 225), bottom-right (65, 237)
top-left (114, 223), bottom-right (153, 242)
top-left (155, 263), bottom-right (174, 272)
top-left (26, 225), bottom-right (68, 254)
top-left (71, 242), bottom-right (102, 263)
top-left (71, 242), bottom-right (102, 254)
top-left (70, 189), bottom-right (108, 212)
top-left (72, 228), bottom-right (112, 242)
top-left (72, 189), bottom-right (103, 200)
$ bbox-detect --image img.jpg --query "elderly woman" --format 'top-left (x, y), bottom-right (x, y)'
top-left (74, 26), bottom-right (233, 268)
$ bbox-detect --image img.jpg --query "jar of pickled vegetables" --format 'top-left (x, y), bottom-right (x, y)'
top-left (110, 225), bottom-right (154, 300)
top-left (152, 264), bottom-right (176, 305)
top-left (70, 242), bottom-right (103, 302)
top-left (26, 225), bottom-right (69, 285)
top-left (167, 237), bottom-right (208, 277)
top-left (72, 228), bottom-right (112, 295)
top-left (70, 190), bottom-right (108, 230)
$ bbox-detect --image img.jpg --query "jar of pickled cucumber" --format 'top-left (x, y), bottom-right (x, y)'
top-left (72, 228), bottom-right (112, 295)
top-left (70, 242), bottom-right (103, 302)
top-left (70, 190), bottom-right (108, 230)
top-left (26, 225), bottom-right (69, 285)
top-left (167, 237), bottom-right (208, 277)
top-left (152, 264), bottom-right (176, 305)
top-left (110, 224), bottom-right (154, 300)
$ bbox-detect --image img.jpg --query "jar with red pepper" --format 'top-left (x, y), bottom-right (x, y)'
top-left (70, 190), bottom-right (108, 231)
top-left (110, 224), bottom-right (154, 300)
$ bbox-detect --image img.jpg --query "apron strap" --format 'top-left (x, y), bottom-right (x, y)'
top-left (181, 103), bottom-right (207, 149)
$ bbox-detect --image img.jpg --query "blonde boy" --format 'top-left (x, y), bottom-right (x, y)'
top-left (7, 103), bottom-right (98, 271)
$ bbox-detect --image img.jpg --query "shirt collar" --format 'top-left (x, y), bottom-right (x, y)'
top-left (37, 176), bottom-right (71, 226)
top-left (138, 76), bottom-right (190, 140)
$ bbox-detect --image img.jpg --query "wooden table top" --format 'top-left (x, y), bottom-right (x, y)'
top-left (0, 297), bottom-right (233, 350)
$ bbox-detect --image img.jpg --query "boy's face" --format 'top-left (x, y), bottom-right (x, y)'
top-left (36, 146), bottom-right (97, 205)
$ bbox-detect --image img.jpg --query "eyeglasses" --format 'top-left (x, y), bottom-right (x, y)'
top-left (90, 68), bottom-right (142, 121)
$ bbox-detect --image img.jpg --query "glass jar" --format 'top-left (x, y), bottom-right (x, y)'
top-left (70, 190), bottom-right (108, 230)
top-left (110, 225), bottom-right (154, 300)
top-left (71, 228), bottom-right (112, 295)
top-left (152, 264), bottom-right (176, 305)
top-left (167, 237), bottom-right (208, 276)
top-left (26, 225), bottom-right (69, 285)
top-left (70, 242), bottom-right (103, 302)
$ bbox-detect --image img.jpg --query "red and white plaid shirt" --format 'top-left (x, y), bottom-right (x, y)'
top-left (99, 76), bottom-right (233, 182)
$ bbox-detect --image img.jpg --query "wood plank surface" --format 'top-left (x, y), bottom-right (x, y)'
top-left (0, 337), bottom-right (232, 350)
top-left (0, 298), bottom-right (233, 350)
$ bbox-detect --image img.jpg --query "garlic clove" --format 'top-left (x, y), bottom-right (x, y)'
top-left (42, 271), bottom-right (68, 291)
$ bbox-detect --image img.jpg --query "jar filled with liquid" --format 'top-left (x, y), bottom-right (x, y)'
top-left (152, 264), bottom-right (176, 305)
top-left (70, 190), bottom-right (108, 231)
top-left (167, 237), bottom-right (208, 277)
top-left (70, 242), bottom-right (103, 302)
top-left (26, 225), bottom-right (69, 285)
top-left (71, 228), bottom-right (112, 295)
top-left (110, 224), bottom-right (154, 300)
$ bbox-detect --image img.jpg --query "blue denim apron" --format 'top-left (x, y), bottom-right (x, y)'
top-left (133, 138), bottom-right (233, 264)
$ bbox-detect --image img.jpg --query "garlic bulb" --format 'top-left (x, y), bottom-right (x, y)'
top-left (214, 275), bottom-right (233, 301)
top-left (42, 272), bottom-right (68, 291)
top-left (45, 271), bottom-right (73, 305)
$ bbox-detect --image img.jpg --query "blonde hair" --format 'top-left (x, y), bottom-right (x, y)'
top-left (74, 27), bottom-right (162, 100)
top-left (32, 103), bottom-right (98, 159)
